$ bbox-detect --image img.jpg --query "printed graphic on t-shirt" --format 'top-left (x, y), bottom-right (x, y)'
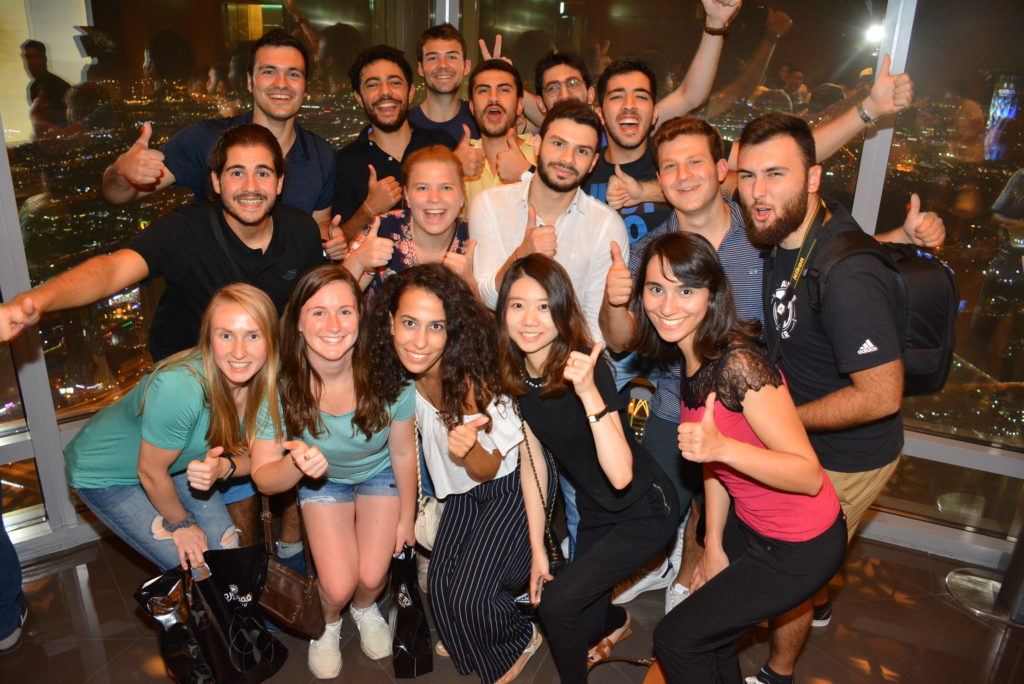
top-left (770, 279), bottom-right (797, 339)
top-left (857, 339), bottom-right (879, 355)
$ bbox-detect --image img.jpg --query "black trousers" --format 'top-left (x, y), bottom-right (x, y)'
top-left (654, 507), bottom-right (847, 683)
top-left (538, 477), bottom-right (679, 684)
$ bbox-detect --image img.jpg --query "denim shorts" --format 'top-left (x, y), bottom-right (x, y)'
top-left (298, 466), bottom-right (398, 505)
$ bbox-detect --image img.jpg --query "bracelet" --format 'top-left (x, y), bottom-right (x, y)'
top-left (218, 454), bottom-right (237, 482)
top-left (162, 512), bottom-right (197, 533)
top-left (856, 102), bottom-right (876, 126)
top-left (362, 200), bottom-right (374, 217)
top-left (587, 405), bottom-right (610, 424)
top-left (704, 25), bottom-right (729, 36)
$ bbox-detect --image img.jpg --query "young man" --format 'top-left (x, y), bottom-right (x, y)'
top-left (470, 99), bottom-right (627, 342)
top-left (736, 112), bottom-right (907, 684)
top-left (464, 59), bottom-right (535, 207)
top-left (21, 39), bottom-right (72, 131)
top-left (333, 45), bottom-right (457, 240)
top-left (408, 23), bottom-right (479, 142)
top-left (101, 29), bottom-right (336, 234)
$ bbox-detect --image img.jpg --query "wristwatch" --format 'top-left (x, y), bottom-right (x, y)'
top-left (219, 454), bottom-right (237, 481)
top-left (162, 512), bottom-right (197, 533)
top-left (587, 405), bottom-right (611, 424)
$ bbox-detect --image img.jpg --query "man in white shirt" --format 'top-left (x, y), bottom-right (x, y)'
top-left (470, 100), bottom-right (628, 341)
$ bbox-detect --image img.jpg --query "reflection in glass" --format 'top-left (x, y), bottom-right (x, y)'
top-left (1, 459), bottom-right (47, 534)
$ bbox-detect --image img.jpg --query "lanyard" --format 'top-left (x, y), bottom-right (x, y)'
top-left (769, 200), bottom-right (832, 306)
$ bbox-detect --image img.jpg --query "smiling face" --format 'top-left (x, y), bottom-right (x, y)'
top-left (600, 71), bottom-right (656, 152)
top-left (418, 38), bottom-right (470, 95)
top-left (298, 280), bottom-right (360, 364)
top-left (405, 159), bottom-right (465, 237)
top-left (390, 287), bottom-right (447, 377)
top-left (249, 45), bottom-right (306, 123)
top-left (355, 58), bottom-right (413, 133)
top-left (642, 255), bottom-right (710, 358)
top-left (504, 275), bottom-right (558, 370)
top-left (210, 144), bottom-right (283, 229)
top-left (737, 135), bottom-right (820, 250)
top-left (210, 301), bottom-right (269, 387)
top-left (470, 68), bottom-right (523, 138)
top-left (536, 117), bottom-right (599, 193)
top-left (656, 134), bottom-right (729, 216)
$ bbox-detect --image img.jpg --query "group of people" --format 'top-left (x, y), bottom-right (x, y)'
top-left (2, 2), bottom-right (949, 683)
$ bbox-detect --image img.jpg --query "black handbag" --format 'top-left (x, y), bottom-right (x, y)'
top-left (258, 496), bottom-right (326, 640)
top-left (134, 545), bottom-right (288, 684)
top-left (384, 545), bottom-right (433, 678)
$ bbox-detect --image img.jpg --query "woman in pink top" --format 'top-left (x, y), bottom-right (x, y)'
top-left (633, 231), bottom-right (846, 683)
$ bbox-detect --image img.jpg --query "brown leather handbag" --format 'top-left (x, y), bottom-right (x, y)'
top-left (258, 495), bottom-right (325, 640)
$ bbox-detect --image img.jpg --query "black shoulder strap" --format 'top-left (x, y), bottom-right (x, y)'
top-left (207, 201), bottom-right (244, 282)
top-left (805, 230), bottom-right (894, 312)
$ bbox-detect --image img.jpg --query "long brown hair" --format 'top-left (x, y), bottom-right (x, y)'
top-left (141, 283), bottom-right (282, 455)
top-left (495, 254), bottom-right (593, 398)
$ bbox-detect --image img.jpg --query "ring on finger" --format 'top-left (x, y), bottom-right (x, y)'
top-left (303, 452), bottom-right (312, 461)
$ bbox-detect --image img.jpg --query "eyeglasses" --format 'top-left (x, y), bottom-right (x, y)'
top-left (543, 77), bottom-right (585, 98)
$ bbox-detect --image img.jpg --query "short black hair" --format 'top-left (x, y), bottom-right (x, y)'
top-left (469, 59), bottom-right (524, 98)
top-left (348, 44), bottom-right (414, 93)
top-left (20, 39), bottom-right (46, 55)
top-left (739, 112), bottom-right (816, 169)
top-left (208, 123), bottom-right (285, 178)
top-left (534, 50), bottom-right (592, 95)
top-left (417, 23), bottom-right (466, 62)
top-left (539, 99), bottom-right (602, 142)
top-left (596, 58), bottom-right (658, 104)
top-left (248, 28), bottom-right (310, 79)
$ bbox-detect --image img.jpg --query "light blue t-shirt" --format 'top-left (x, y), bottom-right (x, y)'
top-left (258, 382), bottom-right (415, 485)
top-left (65, 357), bottom-right (212, 488)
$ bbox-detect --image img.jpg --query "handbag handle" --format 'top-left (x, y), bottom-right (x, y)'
top-left (514, 400), bottom-right (561, 564)
top-left (261, 495), bottom-right (315, 580)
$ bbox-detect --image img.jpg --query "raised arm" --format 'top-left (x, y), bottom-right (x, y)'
top-left (101, 123), bottom-right (176, 204)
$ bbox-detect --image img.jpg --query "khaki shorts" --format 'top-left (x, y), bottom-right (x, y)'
top-left (825, 457), bottom-right (900, 543)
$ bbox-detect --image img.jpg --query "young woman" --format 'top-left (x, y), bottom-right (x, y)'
top-left (342, 145), bottom-right (476, 294)
top-left (250, 264), bottom-right (417, 680)
top-left (65, 283), bottom-right (281, 572)
top-left (634, 232), bottom-right (847, 682)
top-left (362, 263), bottom-right (540, 684)
top-left (495, 254), bottom-right (680, 684)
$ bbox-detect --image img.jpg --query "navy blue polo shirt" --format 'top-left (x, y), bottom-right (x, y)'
top-left (408, 100), bottom-right (478, 143)
top-left (162, 110), bottom-right (336, 213)
top-left (333, 124), bottom-right (456, 223)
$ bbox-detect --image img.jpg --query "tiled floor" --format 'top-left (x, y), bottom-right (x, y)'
top-left (1, 534), bottom-right (1022, 683)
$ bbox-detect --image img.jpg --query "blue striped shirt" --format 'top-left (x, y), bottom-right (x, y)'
top-left (627, 196), bottom-right (764, 423)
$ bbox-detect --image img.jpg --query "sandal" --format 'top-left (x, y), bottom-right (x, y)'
top-left (587, 612), bottom-right (633, 665)
top-left (495, 624), bottom-right (543, 684)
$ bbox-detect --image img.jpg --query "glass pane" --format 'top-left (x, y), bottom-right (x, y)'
top-left (874, 455), bottom-right (1023, 542)
top-left (876, 0), bottom-right (1024, 452)
top-left (0, 287), bottom-right (27, 437)
top-left (1, 458), bottom-right (47, 534)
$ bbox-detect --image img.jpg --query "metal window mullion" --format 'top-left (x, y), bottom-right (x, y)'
top-left (851, 0), bottom-right (918, 232)
top-left (0, 113), bottom-right (79, 537)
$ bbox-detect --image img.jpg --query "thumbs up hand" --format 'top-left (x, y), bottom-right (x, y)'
top-left (605, 164), bottom-right (643, 210)
top-left (113, 122), bottom-right (168, 187)
top-left (455, 124), bottom-right (486, 178)
top-left (0, 297), bottom-right (40, 343)
top-left (186, 446), bottom-right (227, 491)
top-left (496, 128), bottom-right (532, 182)
top-left (520, 205), bottom-right (557, 257)
top-left (449, 415), bottom-right (491, 459)
top-left (900, 193), bottom-right (945, 248)
top-left (323, 214), bottom-right (350, 261)
top-left (564, 342), bottom-right (605, 398)
top-left (345, 216), bottom-right (393, 273)
top-left (865, 53), bottom-right (914, 119)
top-left (604, 241), bottom-right (632, 308)
top-left (284, 440), bottom-right (328, 479)
top-left (365, 164), bottom-right (403, 216)
top-left (442, 237), bottom-right (477, 284)
top-left (678, 392), bottom-right (725, 463)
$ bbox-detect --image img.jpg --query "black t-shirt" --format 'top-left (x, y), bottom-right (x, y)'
top-left (583, 145), bottom-right (672, 244)
top-left (333, 125), bottom-right (457, 222)
top-left (518, 358), bottom-right (660, 515)
top-left (28, 72), bottom-right (72, 127)
top-left (128, 200), bottom-right (326, 361)
top-left (762, 199), bottom-right (903, 472)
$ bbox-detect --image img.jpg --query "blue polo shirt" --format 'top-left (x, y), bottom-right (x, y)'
top-left (162, 110), bottom-right (336, 213)
top-left (628, 195), bottom-right (764, 423)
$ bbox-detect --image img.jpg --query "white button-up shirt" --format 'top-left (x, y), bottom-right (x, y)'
top-left (469, 174), bottom-right (629, 342)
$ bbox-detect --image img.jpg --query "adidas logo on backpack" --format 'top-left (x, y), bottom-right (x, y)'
top-left (806, 231), bottom-right (959, 396)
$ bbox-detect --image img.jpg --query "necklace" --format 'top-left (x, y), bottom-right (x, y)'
top-left (523, 374), bottom-right (543, 390)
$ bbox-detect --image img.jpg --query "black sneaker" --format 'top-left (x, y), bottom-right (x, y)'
top-left (811, 601), bottom-right (832, 627)
top-left (0, 596), bottom-right (28, 655)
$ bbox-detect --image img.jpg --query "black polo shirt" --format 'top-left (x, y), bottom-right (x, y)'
top-left (333, 124), bottom-right (456, 222)
top-left (127, 199), bottom-right (326, 360)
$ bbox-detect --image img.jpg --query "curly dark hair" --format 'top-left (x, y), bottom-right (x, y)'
top-left (631, 232), bottom-right (759, 366)
top-left (360, 264), bottom-right (500, 431)
top-left (495, 254), bottom-right (593, 398)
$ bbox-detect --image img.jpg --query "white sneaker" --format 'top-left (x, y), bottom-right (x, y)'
top-left (612, 558), bottom-right (673, 605)
top-left (665, 582), bottom-right (690, 613)
top-left (308, 619), bottom-right (342, 679)
top-left (350, 603), bottom-right (392, 659)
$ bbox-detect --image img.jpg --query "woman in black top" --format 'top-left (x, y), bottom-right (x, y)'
top-left (495, 254), bottom-right (680, 684)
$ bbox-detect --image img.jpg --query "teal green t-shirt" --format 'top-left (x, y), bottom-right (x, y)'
top-left (65, 358), bottom-right (212, 489)
top-left (257, 382), bottom-right (415, 485)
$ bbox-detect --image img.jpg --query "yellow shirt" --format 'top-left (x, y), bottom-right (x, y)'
top-left (464, 134), bottom-right (536, 209)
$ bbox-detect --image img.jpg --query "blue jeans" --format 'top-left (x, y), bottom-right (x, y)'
top-left (0, 486), bottom-right (23, 640)
top-left (559, 473), bottom-right (579, 560)
top-left (77, 471), bottom-right (237, 571)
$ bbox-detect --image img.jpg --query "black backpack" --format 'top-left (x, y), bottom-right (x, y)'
top-left (805, 231), bottom-right (959, 396)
